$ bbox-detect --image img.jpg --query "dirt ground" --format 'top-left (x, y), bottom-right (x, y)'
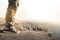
top-left (0, 18), bottom-right (60, 40)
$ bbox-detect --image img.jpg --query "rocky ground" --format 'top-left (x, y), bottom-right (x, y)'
top-left (0, 31), bottom-right (55, 40)
top-left (0, 18), bottom-right (60, 40)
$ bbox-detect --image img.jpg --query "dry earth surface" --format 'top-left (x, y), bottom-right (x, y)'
top-left (0, 18), bottom-right (60, 40)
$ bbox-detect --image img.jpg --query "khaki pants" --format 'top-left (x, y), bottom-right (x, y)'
top-left (5, 0), bottom-right (19, 28)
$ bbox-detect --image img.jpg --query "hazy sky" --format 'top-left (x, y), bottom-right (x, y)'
top-left (0, 0), bottom-right (60, 23)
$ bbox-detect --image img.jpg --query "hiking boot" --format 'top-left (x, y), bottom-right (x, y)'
top-left (4, 26), bottom-right (20, 33)
top-left (10, 26), bottom-right (20, 33)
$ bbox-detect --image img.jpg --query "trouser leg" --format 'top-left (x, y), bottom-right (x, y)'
top-left (5, 7), bottom-right (16, 28)
top-left (5, 7), bottom-right (20, 33)
top-left (4, 0), bottom-right (20, 33)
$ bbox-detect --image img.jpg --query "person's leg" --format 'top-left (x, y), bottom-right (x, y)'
top-left (5, 0), bottom-right (20, 33)
top-left (5, 7), bottom-right (16, 28)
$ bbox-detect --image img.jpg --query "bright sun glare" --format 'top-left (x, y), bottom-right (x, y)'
top-left (0, 0), bottom-right (60, 23)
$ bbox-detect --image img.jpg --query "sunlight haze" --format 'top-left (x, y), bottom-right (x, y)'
top-left (0, 0), bottom-right (60, 23)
